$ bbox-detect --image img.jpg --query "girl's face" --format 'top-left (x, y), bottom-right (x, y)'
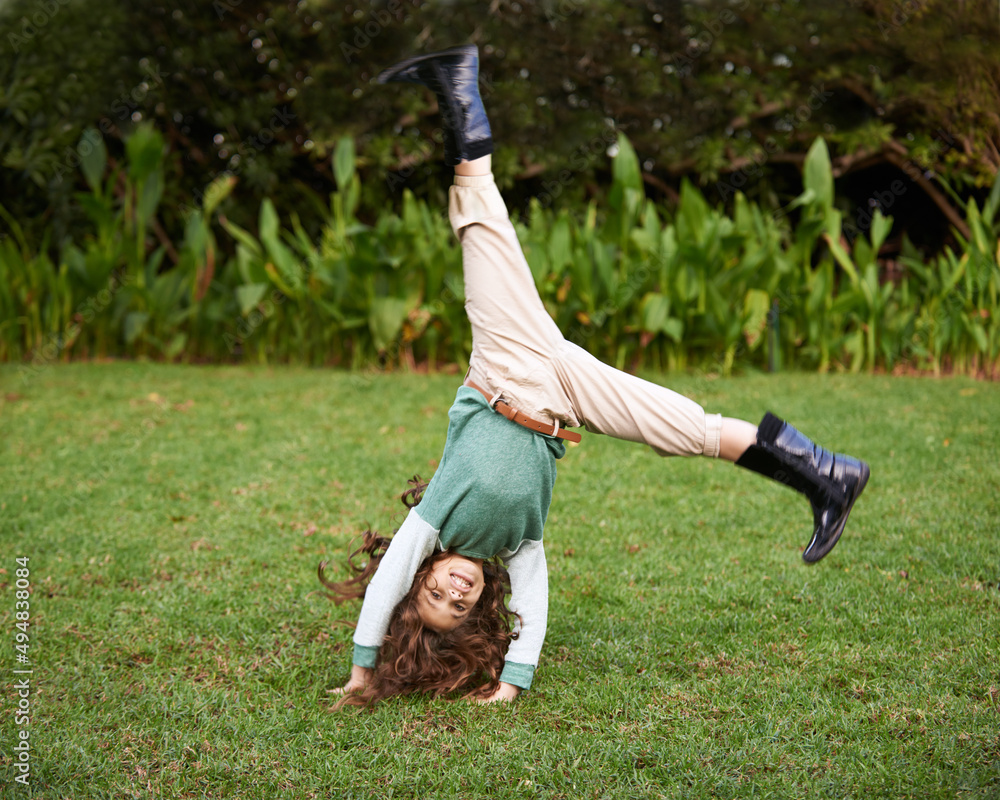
top-left (415, 553), bottom-right (485, 632)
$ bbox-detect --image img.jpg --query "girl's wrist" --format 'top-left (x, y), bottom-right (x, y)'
top-left (349, 665), bottom-right (373, 688)
top-left (498, 682), bottom-right (521, 700)
top-left (478, 682), bottom-right (521, 703)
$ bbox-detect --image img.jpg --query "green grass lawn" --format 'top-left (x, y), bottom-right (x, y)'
top-left (1, 363), bottom-right (998, 799)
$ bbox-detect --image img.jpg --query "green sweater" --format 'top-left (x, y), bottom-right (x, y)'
top-left (351, 386), bottom-right (565, 690)
top-left (419, 386), bottom-right (565, 554)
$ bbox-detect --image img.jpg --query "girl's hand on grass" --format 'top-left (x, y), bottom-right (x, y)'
top-left (474, 682), bottom-right (521, 704)
top-left (331, 665), bottom-right (372, 695)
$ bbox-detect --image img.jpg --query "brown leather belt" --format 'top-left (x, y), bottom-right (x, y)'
top-left (465, 380), bottom-right (582, 443)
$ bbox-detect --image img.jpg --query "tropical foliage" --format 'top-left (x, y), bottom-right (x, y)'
top-left (3, 127), bottom-right (998, 377)
top-left (1, 0), bottom-right (997, 253)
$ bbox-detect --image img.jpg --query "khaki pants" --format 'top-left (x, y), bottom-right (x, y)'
top-left (450, 174), bottom-right (721, 458)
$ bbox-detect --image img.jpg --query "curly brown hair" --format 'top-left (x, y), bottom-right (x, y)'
top-left (318, 476), bottom-right (519, 707)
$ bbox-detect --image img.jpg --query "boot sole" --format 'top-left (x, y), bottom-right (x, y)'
top-left (802, 461), bottom-right (871, 563)
top-left (377, 44), bottom-right (478, 85)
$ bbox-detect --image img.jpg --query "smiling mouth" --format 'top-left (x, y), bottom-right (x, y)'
top-left (450, 572), bottom-right (473, 591)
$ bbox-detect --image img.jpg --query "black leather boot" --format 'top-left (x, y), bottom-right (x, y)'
top-left (377, 44), bottom-right (493, 166)
top-left (736, 412), bottom-right (870, 563)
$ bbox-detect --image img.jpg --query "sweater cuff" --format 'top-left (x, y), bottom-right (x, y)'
top-left (352, 643), bottom-right (379, 669)
top-left (499, 661), bottom-right (535, 690)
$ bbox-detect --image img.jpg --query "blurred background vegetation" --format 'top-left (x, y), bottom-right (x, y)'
top-left (1, 0), bottom-right (999, 376)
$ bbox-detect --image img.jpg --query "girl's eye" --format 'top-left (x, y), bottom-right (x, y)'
top-left (431, 591), bottom-right (441, 599)
top-left (455, 605), bottom-right (465, 612)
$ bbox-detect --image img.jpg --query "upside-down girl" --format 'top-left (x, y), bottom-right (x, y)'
top-left (321, 45), bottom-right (869, 705)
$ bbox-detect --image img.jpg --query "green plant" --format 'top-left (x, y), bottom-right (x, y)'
top-left (899, 172), bottom-right (1000, 375)
top-left (3, 132), bottom-right (998, 377)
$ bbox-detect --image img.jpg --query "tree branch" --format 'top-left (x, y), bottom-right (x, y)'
top-left (880, 147), bottom-right (971, 240)
top-left (642, 171), bottom-right (679, 203)
top-left (830, 77), bottom-right (883, 113)
top-left (728, 100), bottom-right (786, 131)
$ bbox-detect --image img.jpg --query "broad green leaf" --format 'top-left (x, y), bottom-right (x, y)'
top-left (443, 273), bottom-right (465, 303)
top-left (742, 289), bottom-right (771, 351)
top-left (221, 218), bottom-right (264, 259)
top-left (0, 203), bottom-right (29, 254)
top-left (982, 170), bottom-right (1000, 225)
top-left (334, 137), bottom-right (356, 191)
top-left (164, 333), bottom-right (187, 360)
top-left (259, 198), bottom-right (279, 244)
top-left (677, 180), bottom-right (710, 245)
top-left (869, 210), bottom-right (893, 253)
top-left (964, 317), bottom-right (988, 352)
top-left (368, 296), bottom-right (409, 352)
top-left (803, 137), bottom-right (833, 212)
top-left (236, 283), bottom-right (269, 315)
top-left (640, 292), bottom-right (671, 333)
top-left (125, 124), bottom-right (165, 184)
top-left (78, 128), bottom-right (107, 194)
top-left (143, 247), bottom-right (166, 288)
top-left (661, 317), bottom-right (684, 343)
top-left (63, 244), bottom-right (87, 283)
top-left (592, 241), bottom-right (616, 296)
top-left (183, 214), bottom-right (208, 255)
top-left (844, 329), bottom-right (865, 372)
top-left (825, 232), bottom-right (859, 283)
top-left (203, 174), bottom-right (238, 216)
top-left (781, 187), bottom-right (815, 217)
top-left (523, 242), bottom-right (549, 285)
top-left (137, 170), bottom-right (163, 227)
top-left (569, 246), bottom-right (594, 308)
top-left (344, 174), bottom-right (361, 220)
top-left (258, 200), bottom-right (303, 293)
top-left (548, 214), bottom-right (572, 272)
top-left (124, 311), bottom-right (150, 344)
top-left (264, 262), bottom-right (295, 297)
top-left (611, 133), bottom-right (642, 194)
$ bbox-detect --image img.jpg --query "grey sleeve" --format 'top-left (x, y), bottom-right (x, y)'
top-left (502, 539), bottom-right (549, 672)
top-left (352, 507), bottom-right (439, 653)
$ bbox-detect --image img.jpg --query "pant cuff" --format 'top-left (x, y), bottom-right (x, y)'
top-left (449, 173), bottom-right (509, 234)
top-left (453, 173), bottom-right (496, 188)
top-left (703, 413), bottom-right (723, 458)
